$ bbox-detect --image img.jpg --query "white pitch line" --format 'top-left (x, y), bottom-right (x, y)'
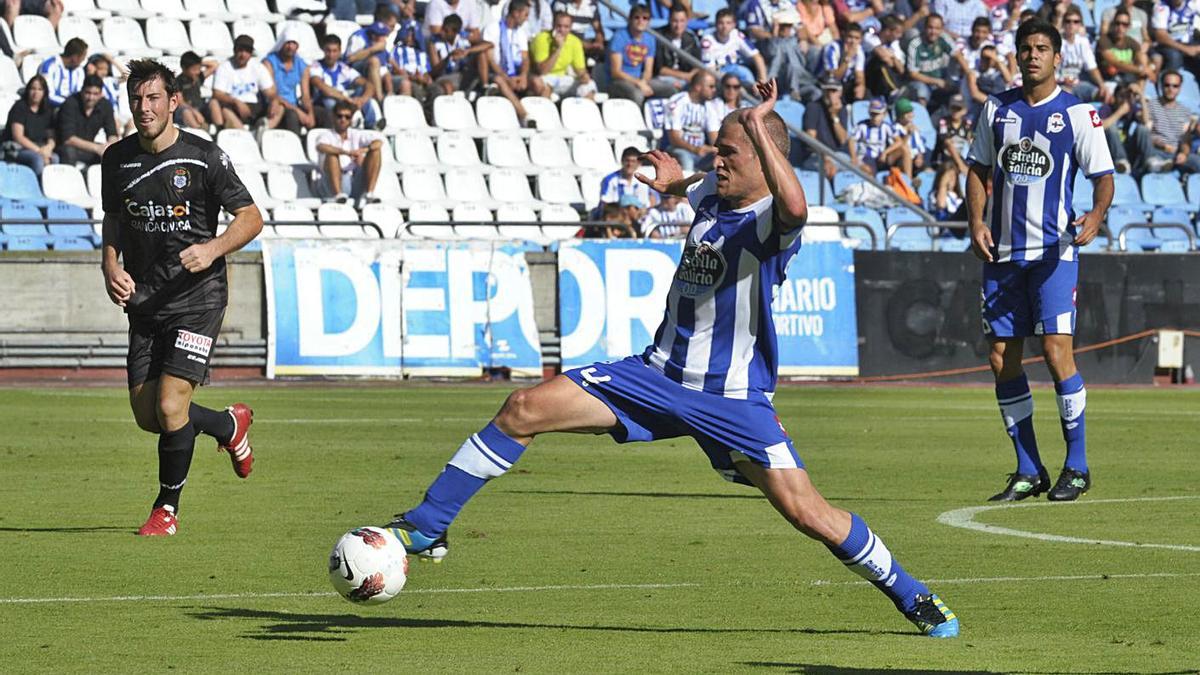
top-left (937, 496), bottom-right (1200, 552)
top-left (810, 571), bottom-right (1200, 587)
top-left (0, 582), bottom-right (697, 606)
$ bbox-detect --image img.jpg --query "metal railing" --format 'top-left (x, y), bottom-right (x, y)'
top-left (1117, 222), bottom-right (1197, 251)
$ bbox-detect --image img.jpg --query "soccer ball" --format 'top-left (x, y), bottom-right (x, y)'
top-left (328, 526), bottom-right (409, 604)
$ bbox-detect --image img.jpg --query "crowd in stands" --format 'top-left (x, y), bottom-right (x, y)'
top-left (1, 0), bottom-right (1200, 249)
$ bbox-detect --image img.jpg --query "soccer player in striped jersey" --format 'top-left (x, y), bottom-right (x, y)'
top-left (384, 79), bottom-right (960, 638)
top-left (966, 18), bottom-right (1114, 503)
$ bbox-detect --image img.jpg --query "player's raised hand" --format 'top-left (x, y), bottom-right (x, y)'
top-left (1072, 210), bottom-right (1103, 248)
top-left (179, 242), bottom-right (217, 273)
top-left (744, 78), bottom-right (779, 125)
top-left (103, 264), bottom-right (135, 307)
top-left (969, 222), bottom-right (995, 263)
top-left (636, 150), bottom-right (684, 193)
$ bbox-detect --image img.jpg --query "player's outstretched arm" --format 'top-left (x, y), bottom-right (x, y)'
top-left (966, 162), bottom-right (994, 263)
top-left (100, 213), bottom-right (134, 307)
top-left (1074, 173), bottom-right (1114, 247)
top-left (636, 149), bottom-right (704, 197)
top-left (742, 78), bottom-right (806, 232)
top-left (179, 204), bottom-right (264, 274)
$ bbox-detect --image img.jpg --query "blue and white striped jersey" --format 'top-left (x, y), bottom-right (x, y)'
top-left (39, 55), bottom-right (84, 106)
top-left (820, 40), bottom-right (864, 83)
top-left (968, 86), bottom-right (1114, 262)
top-left (665, 90), bottom-right (712, 148)
top-left (852, 119), bottom-right (902, 161)
top-left (644, 172), bottom-right (804, 399)
top-left (598, 170), bottom-right (658, 207)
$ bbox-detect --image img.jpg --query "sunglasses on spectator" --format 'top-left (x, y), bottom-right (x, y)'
top-left (1064, 18), bottom-right (1081, 23)
top-left (1163, 83), bottom-right (1181, 88)
top-left (724, 83), bottom-right (741, 89)
top-left (335, 113), bottom-right (354, 119)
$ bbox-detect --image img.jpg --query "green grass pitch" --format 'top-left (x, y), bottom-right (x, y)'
top-left (0, 384), bottom-right (1197, 673)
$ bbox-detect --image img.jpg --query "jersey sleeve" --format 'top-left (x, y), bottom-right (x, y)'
top-left (967, 97), bottom-right (998, 166)
top-left (1067, 103), bottom-right (1115, 178)
top-left (1151, 4), bottom-right (1168, 30)
top-left (665, 96), bottom-right (684, 131)
top-left (686, 171), bottom-right (717, 209)
top-left (207, 145), bottom-right (255, 214)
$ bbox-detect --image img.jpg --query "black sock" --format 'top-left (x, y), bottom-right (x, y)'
top-left (190, 403), bottom-right (234, 445)
top-left (155, 424), bottom-right (196, 512)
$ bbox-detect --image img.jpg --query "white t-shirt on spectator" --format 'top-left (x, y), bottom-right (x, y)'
top-left (425, 0), bottom-right (484, 36)
top-left (318, 127), bottom-right (376, 172)
top-left (481, 19), bottom-right (531, 76)
top-left (700, 30), bottom-right (759, 69)
top-left (1058, 35), bottom-right (1097, 82)
top-left (665, 91), bottom-right (712, 148)
top-left (862, 32), bottom-right (906, 68)
top-left (213, 58), bottom-right (275, 103)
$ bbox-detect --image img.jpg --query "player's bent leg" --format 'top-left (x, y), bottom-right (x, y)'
top-left (736, 462), bottom-right (959, 638)
top-left (494, 375), bottom-right (619, 442)
top-left (129, 381), bottom-right (162, 434)
top-left (988, 338), bottom-right (1049, 501)
top-left (1042, 333), bottom-right (1090, 501)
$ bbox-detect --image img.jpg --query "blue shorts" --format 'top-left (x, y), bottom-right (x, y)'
top-left (981, 259), bottom-right (1078, 338)
top-left (563, 355), bottom-right (803, 485)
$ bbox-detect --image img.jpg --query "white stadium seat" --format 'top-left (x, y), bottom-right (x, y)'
top-left (382, 95), bottom-right (440, 136)
top-left (401, 167), bottom-right (454, 209)
top-left (324, 20), bottom-right (361, 48)
top-left (271, 203), bottom-right (316, 237)
top-left (20, 57), bottom-right (44, 86)
top-left (149, 0), bottom-right (198, 20)
top-left (433, 94), bottom-right (486, 138)
top-left (406, 203), bottom-right (453, 239)
top-left (41, 164), bottom-right (95, 209)
top-left (179, 126), bottom-right (212, 141)
top-left (235, 169), bottom-right (279, 210)
top-left (579, 169), bottom-right (607, 211)
top-left (274, 20), bottom-right (321, 62)
top-left (361, 202), bottom-right (404, 239)
top-left (497, 204), bottom-right (538, 222)
top-left (86, 164), bottom-right (103, 204)
top-left (560, 97), bottom-right (605, 133)
top-left (267, 167), bottom-right (323, 210)
top-left (231, 19), bottom-right (276, 59)
top-left (189, 18), bottom-right (234, 58)
top-left (537, 169), bottom-right (584, 207)
top-left (13, 15), bottom-right (60, 52)
top-left (146, 17), bottom-right (192, 56)
top-left (393, 130), bottom-right (442, 168)
top-left (57, 16), bottom-right (107, 54)
top-left (540, 203), bottom-right (582, 241)
top-left (475, 96), bottom-right (525, 135)
top-left (184, 0), bottom-right (238, 22)
top-left (62, 0), bottom-right (112, 21)
top-left (97, 0), bottom-right (154, 19)
top-left (614, 133), bottom-right (651, 154)
top-left (571, 133), bottom-right (618, 172)
top-left (316, 202), bottom-right (368, 238)
top-left (260, 129), bottom-right (313, 168)
top-left (102, 16), bottom-right (162, 58)
top-left (229, 0), bottom-right (285, 23)
top-left (496, 205), bottom-right (545, 243)
top-left (488, 168), bottom-right (542, 209)
top-left (484, 133), bottom-right (540, 175)
top-left (217, 129), bottom-right (273, 171)
top-left (520, 96), bottom-right (565, 134)
top-left (435, 132), bottom-right (488, 172)
top-left (443, 167), bottom-right (499, 210)
top-left (0, 96), bottom-right (17, 132)
top-left (371, 169), bottom-right (410, 208)
top-left (528, 134), bottom-right (577, 173)
top-left (452, 205), bottom-right (498, 240)
top-left (0, 56), bottom-right (22, 92)
top-left (602, 98), bottom-right (649, 134)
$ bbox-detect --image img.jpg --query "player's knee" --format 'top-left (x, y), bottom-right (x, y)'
top-left (495, 387), bottom-right (539, 437)
top-left (155, 397), bottom-right (190, 430)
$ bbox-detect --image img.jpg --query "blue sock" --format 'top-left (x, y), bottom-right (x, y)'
top-left (995, 374), bottom-right (1043, 476)
top-left (1055, 373), bottom-right (1087, 473)
top-left (826, 513), bottom-right (930, 613)
top-left (405, 422), bottom-right (528, 537)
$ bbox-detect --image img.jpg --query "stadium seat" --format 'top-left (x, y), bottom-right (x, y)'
top-left (236, 169), bottom-right (280, 210)
top-left (537, 169), bottom-right (584, 207)
top-left (61, 0), bottom-right (112, 20)
top-left (443, 167), bottom-right (499, 210)
top-left (189, 17), bottom-right (235, 58)
top-left (186, 0), bottom-right (238, 22)
top-left (806, 205), bottom-right (839, 224)
top-left (452, 205), bottom-right (500, 240)
top-left (910, 102), bottom-right (937, 151)
top-left (406, 202), bottom-right (453, 239)
top-left (496, 204), bottom-right (544, 242)
top-left (46, 201), bottom-right (94, 240)
top-left (832, 170), bottom-right (860, 197)
top-left (1152, 206), bottom-right (1195, 251)
top-left (484, 133), bottom-right (540, 175)
top-left (613, 132), bottom-right (650, 154)
top-left (844, 206), bottom-right (885, 249)
top-left (915, 168), bottom-right (937, 206)
top-left (579, 169), bottom-right (606, 211)
top-left (601, 98), bottom-right (649, 135)
top-left (146, 17), bottom-right (192, 56)
top-left (51, 235), bottom-right (94, 250)
top-left (149, 0), bottom-right (198, 19)
top-left (231, 19), bottom-right (277, 59)
top-left (488, 168), bottom-right (543, 209)
top-left (433, 94), bottom-right (487, 138)
top-left (382, 95), bottom-right (441, 136)
top-left (885, 206), bottom-right (933, 250)
top-left (773, 97), bottom-right (805, 132)
top-left (1108, 205), bottom-right (1154, 250)
top-left (1072, 172), bottom-right (1094, 213)
top-left (218, 129), bottom-right (274, 171)
top-left (794, 169), bottom-right (834, 206)
top-left (57, 15), bottom-right (108, 54)
top-left (275, 20), bottom-right (321, 61)
top-left (102, 16), bottom-right (162, 58)
top-left (520, 96), bottom-right (566, 134)
top-left (0, 163), bottom-right (54, 208)
top-left (1, 202), bottom-right (48, 237)
top-left (1111, 173), bottom-right (1150, 211)
top-left (97, 0), bottom-right (154, 19)
top-left (360, 202), bottom-right (404, 239)
top-left (436, 132), bottom-right (490, 172)
top-left (599, 0), bottom-right (632, 30)
top-left (402, 167), bottom-right (454, 208)
top-left (371, 169), bottom-right (410, 208)
top-left (6, 235), bottom-right (51, 251)
top-left (561, 97), bottom-right (607, 134)
top-left (0, 56), bottom-right (21, 93)
top-left (540, 203), bottom-right (582, 240)
top-left (850, 100), bottom-right (875, 127)
top-left (324, 19), bottom-right (361, 48)
top-left (261, 129), bottom-right (313, 168)
top-left (12, 15), bottom-right (59, 53)
top-left (528, 134), bottom-right (577, 173)
top-left (0, 96), bottom-right (16, 129)
top-left (1141, 172), bottom-right (1197, 211)
top-left (570, 133), bottom-right (618, 172)
top-left (392, 130), bottom-right (443, 169)
top-left (86, 164), bottom-right (102, 204)
top-left (271, 203), bottom-right (316, 237)
top-left (316, 202), bottom-right (367, 237)
top-left (229, 0), bottom-right (285, 22)
top-left (475, 96), bottom-right (526, 135)
top-left (19, 57), bottom-right (42, 86)
top-left (267, 167), bottom-right (322, 209)
top-left (40, 164), bottom-right (94, 210)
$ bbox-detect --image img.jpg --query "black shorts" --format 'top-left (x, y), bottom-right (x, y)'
top-left (127, 307), bottom-right (225, 388)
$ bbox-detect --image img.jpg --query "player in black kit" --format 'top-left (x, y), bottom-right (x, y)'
top-left (100, 60), bottom-right (264, 536)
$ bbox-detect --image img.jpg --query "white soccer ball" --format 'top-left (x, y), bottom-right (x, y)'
top-left (328, 526), bottom-right (409, 604)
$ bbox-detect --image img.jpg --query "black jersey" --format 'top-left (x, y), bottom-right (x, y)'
top-left (101, 131), bottom-right (254, 318)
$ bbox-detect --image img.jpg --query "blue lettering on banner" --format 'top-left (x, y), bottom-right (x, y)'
top-left (557, 240), bottom-right (858, 376)
top-left (263, 239), bottom-right (542, 378)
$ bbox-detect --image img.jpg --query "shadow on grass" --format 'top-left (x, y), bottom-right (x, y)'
top-left (187, 606), bottom-right (909, 642)
top-left (744, 666), bottom-right (1198, 675)
top-left (501, 489), bottom-right (929, 503)
top-left (0, 526), bottom-right (129, 534)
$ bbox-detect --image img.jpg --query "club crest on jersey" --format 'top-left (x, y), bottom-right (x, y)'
top-left (1047, 112), bottom-right (1065, 134)
top-left (1089, 109), bottom-right (1102, 127)
top-left (172, 168), bottom-right (189, 189)
top-left (999, 137), bottom-right (1054, 186)
top-left (675, 240), bottom-right (726, 298)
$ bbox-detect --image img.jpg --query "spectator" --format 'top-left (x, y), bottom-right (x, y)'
top-left (905, 12), bottom-right (956, 111)
top-left (1058, 6), bottom-right (1108, 103)
top-left (654, 0), bottom-right (701, 22)
top-left (596, 202), bottom-right (632, 238)
top-left (1100, 0), bottom-right (1151, 56)
top-left (428, 14), bottom-right (491, 96)
top-left (1099, 8), bottom-right (1153, 88)
top-left (801, 76), bottom-right (852, 179)
top-left (617, 193), bottom-right (646, 236)
top-left (934, 0), bottom-right (989, 40)
top-left (641, 191), bottom-right (695, 238)
top-left (664, 70), bottom-right (718, 172)
top-left (86, 53), bottom-right (132, 136)
top-left (763, 9), bottom-right (820, 102)
top-left (741, 0), bottom-right (797, 50)
top-left (849, 96), bottom-right (911, 177)
top-left (1151, 0), bottom-right (1200, 78)
top-left (0, 73), bottom-right (57, 175)
top-left (551, 0), bottom-right (605, 60)
top-left (480, 0), bottom-right (546, 123)
top-left (834, 0), bottom-right (882, 33)
top-left (1035, 0), bottom-right (1074, 32)
top-left (308, 34), bottom-right (382, 129)
top-left (597, 146), bottom-right (658, 216)
top-left (606, 4), bottom-right (673, 105)
top-left (263, 27), bottom-right (315, 134)
top-left (1131, 69), bottom-right (1200, 175)
top-left (316, 100), bottom-right (384, 206)
top-left (395, 0), bottom-right (423, 48)
top-left (56, 74), bottom-right (116, 167)
top-left (820, 22), bottom-right (866, 102)
top-left (210, 35), bottom-right (280, 131)
top-left (425, 0), bottom-right (485, 41)
top-left (389, 25), bottom-right (434, 100)
top-left (174, 52), bottom-right (210, 130)
top-left (701, 8), bottom-right (767, 85)
top-left (38, 37), bottom-right (87, 109)
top-left (797, 0), bottom-right (838, 49)
top-left (706, 72), bottom-right (749, 123)
top-left (1100, 82), bottom-right (1140, 174)
top-left (653, 6), bottom-right (702, 95)
top-left (893, 97), bottom-right (927, 174)
top-left (929, 93), bottom-right (971, 219)
top-left (3, 0), bottom-right (62, 30)
top-left (963, 43), bottom-right (1013, 114)
top-left (499, 0), bottom-right (554, 34)
top-left (345, 8), bottom-right (397, 104)
top-left (863, 14), bottom-right (906, 99)
top-left (330, 0), bottom-right (378, 21)
top-left (531, 11), bottom-right (596, 99)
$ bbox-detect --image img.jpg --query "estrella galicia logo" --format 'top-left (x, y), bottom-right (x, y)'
top-left (999, 137), bottom-right (1054, 186)
top-left (675, 240), bottom-right (726, 298)
top-left (172, 167), bottom-right (189, 190)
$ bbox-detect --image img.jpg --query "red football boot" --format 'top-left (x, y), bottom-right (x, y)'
top-left (136, 506), bottom-right (178, 536)
top-left (219, 403), bottom-right (254, 478)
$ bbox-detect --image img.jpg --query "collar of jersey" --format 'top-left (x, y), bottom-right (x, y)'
top-left (1025, 85), bottom-right (1062, 108)
top-left (724, 191), bottom-right (772, 214)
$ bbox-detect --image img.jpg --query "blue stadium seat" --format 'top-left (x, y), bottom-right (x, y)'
top-left (0, 164), bottom-right (55, 208)
top-left (6, 235), bottom-right (50, 251)
top-left (844, 206), bottom-right (885, 249)
top-left (600, 0), bottom-right (632, 31)
top-left (850, 100), bottom-right (872, 127)
top-left (833, 170), bottom-right (859, 196)
top-left (46, 201), bottom-right (95, 240)
top-left (775, 97), bottom-right (805, 131)
top-left (1187, 173), bottom-right (1200, 208)
top-left (1153, 206), bottom-right (1196, 250)
top-left (1092, 0), bottom-right (1120, 27)
top-left (51, 236), bottom-right (94, 251)
top-left (1072, 172), bottom-right (1094, 213)
top-left (795, 169), bottom-right (834, 206)
top-left (915, 169), bottom-right (936, 206)
top-left (1108, 205), bottom-right (1156, 250)
top-left (0, 203), bottom-right (48, 236)
top-left (885, 206), bottom-right (932, 250)
top-left (243, 238), bottom-right (263, 252)
top-left (1141, 172), bottom-right (1197, 211)
top-left (1112, 173), bottom-right (1151, 211)
top-left (1179, 70), bottom-right (1200, 112)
